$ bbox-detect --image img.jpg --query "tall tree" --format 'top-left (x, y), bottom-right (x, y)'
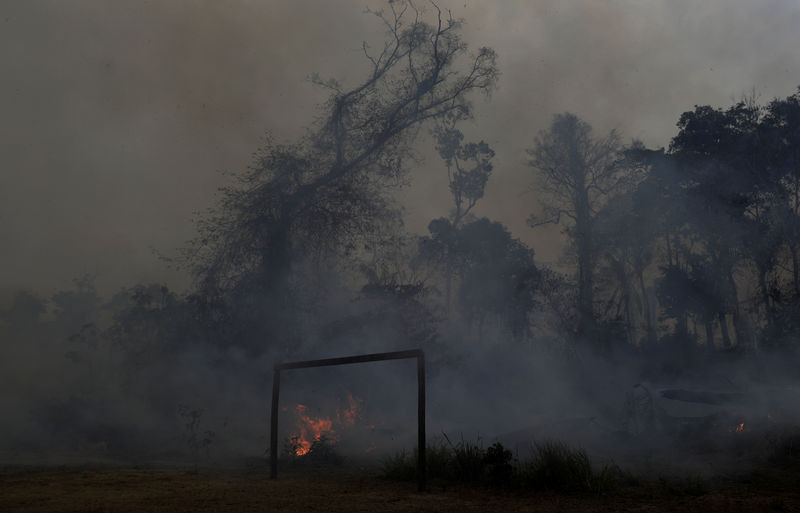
top-left (666, 101), bottom-right (766, 349)
top-left (764, 89), bottom-right (800, 296)
top-left (526, 113), bottom-right (623, 339)
top-left (428, 110), bottom-right (495, 311)
top-left (432, 110), bottom-right (495, 229)
top-left (186, 1), bottom-right (498, 353)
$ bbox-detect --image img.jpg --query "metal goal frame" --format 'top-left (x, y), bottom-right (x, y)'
top-left (269, 349), bottom-right (426, 491)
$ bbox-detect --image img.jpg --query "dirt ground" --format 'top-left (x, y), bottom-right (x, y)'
top-left (1, 466), bottom-right (799, 513)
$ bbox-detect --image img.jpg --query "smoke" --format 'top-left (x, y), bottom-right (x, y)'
top-left (2, 0), bottom-right (799, 296)
top-left (1, 0), bottom-right (800, 476)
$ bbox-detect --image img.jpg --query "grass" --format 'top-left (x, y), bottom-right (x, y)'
top-left (766, 427), bottom-right (800, 469)
top-left (382, 436), bottom-right (628, 493)
top-left (517, 441), bottom-right (627, 493)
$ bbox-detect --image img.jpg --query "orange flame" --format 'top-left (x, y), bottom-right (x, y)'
top-left (338, 393), bottom-right (363, 427)
top-left (290, 393), bottom-right (365, 456)
top-left (293, 404), bottom-right (336, 456)
top-left (728, 422), bottom-right (745, 433)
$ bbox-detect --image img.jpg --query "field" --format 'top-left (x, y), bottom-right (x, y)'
top-left (2, 465), bottom-right (800, 513)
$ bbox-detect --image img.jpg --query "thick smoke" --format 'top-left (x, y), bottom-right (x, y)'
top-left (1, 0), bottom-right (800, 478)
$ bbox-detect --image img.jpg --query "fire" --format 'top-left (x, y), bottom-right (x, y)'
top-left (292, 404), bottom-right (336, 456)
top-left (728, 422), bottom-right (745, 433)
top-left (338, 393), bottom-right (363, 427)
top-left (289, 393), bottom-right (365, 456)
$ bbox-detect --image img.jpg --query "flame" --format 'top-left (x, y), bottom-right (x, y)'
top-left (290, 393), bottom-right (365, 456)
top-left (728, 422), bottom-right (745, 433)
top-left (293, 404), bottom-right (336, 456)
top-left (338, 393), bottom-right (363, 427)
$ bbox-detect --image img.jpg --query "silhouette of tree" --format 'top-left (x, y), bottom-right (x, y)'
top-left (432, 110), bottom-right (495, 228)
top-left (186, 1), bottom-right (498, 354)
top-left (429, 110), bottom-right (495, 311)
top-left (418, 217), bottom-right (537, 340)
top-left (623, 89), bottom-right (800, 351)
top-left (1, 290), bottom-right (46, 331)
top-left (455, 219), bottom-right (538, 340)
top-left (526, 113), bottom-right (624, 339)
top-left (51, 274), bottom-right (102, 336)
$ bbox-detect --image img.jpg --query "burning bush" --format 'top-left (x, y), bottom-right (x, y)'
top-left (284, 434), bottom-right (343, 465)
top-left (282, 393), bottom-right (367, 464)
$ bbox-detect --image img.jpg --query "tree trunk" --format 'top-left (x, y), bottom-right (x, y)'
top-left (718, 312), bottom-right (732, 348)
top-left (636, 259), bottom-right (656, 347)
top-left (727, 269), bottom-right (751, 350)
top-left (757, 266), bottom-right (773, 335)
top-left (792, 243), bottom-right (800, 297)
top-left (704, 319), bottom-right (715, 350)
top-left (575, 189), bottom-right (594, 338)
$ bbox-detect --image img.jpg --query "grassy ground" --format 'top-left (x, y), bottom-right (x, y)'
top-left (2, 465), bottom-right (800, 513)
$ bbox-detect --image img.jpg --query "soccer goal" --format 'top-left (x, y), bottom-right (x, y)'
top-left (269, 349), bottom-right (426, 491)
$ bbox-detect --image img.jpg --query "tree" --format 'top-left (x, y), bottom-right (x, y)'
top-left (593, 186), bottom-right (656, 347)
top-left (417, 217), bottom-right (538, 340)
top-left (666, 100), bottom-right (767, 349)
top-left (432, 110), bottom-right (495, 228)
top-left (1, 290), bottom-right (46, 331)
top-left (627, 91), bottom-right (800, 350)
top-left (106, 284), bottom-right (198, 366)
top-left (51, 274), bottom-right (102, 336)
top-left (455, 219), bottom-right (538, 340)
top-left (763, 89), bottom-right (800, 297)
top-left (186, 1), bottom-right (498, 354)
top-left (526, 113), bottom-right (624, 339)
top-left (427, 110), bottom-right (495, 311)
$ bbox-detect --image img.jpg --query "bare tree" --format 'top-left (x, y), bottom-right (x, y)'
top-left (526, 113), bottom-right (623, 338)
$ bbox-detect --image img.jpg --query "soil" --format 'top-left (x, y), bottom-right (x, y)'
top-left (1, 465), bottom-right (799, 512)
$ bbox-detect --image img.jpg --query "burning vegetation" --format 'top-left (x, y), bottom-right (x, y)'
top-left (286, 393), bottom-right (364, 457)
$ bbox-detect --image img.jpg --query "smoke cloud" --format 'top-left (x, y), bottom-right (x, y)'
top-left (1, 0), bottom-right (800, 477)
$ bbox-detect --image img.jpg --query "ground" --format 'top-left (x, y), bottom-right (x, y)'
top-left (1, 466), bottom-right (799, 512)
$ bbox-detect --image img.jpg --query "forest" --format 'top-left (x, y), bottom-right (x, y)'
top-left (2, 1), bottom-right (799, 477)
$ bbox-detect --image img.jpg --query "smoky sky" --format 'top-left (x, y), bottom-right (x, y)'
top-left (2, 0), bottom-right (799, 300)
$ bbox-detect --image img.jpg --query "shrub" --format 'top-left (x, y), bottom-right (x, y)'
top-left (483, 442), bottom-right (513, 484)
top-left (380, 436), bottom-right (622, 493)
top-left (381, 435), bottom-right (514, 485)
top-left (443, 433), bottom-right (486, 483)
top-left (381, 450), bottom-right (416, 481)
top-left (516, 441), bottom-right (622, 493)
top-left (766, 428), bottom-right (800, 469)
top-left (380, 440), bottom-right (454, 481)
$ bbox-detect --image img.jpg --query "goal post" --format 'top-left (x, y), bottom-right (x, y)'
top-left (269, 349), bottom-right (426, 491)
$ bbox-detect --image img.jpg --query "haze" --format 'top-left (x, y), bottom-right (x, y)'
top-left (2, 0), bottom-right (798, 299)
